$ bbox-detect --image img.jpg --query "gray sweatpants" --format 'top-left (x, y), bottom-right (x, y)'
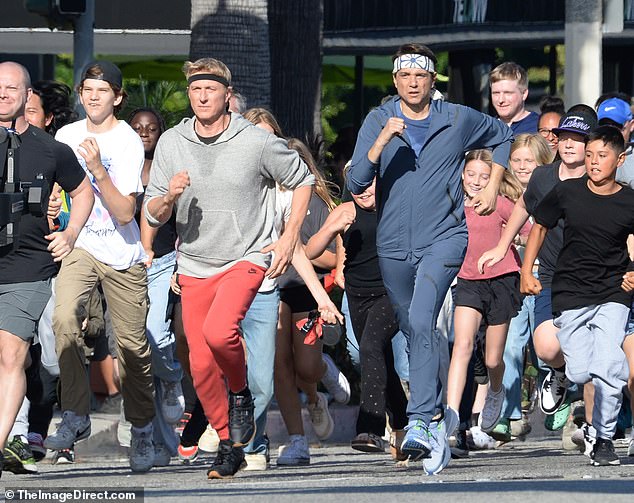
top-left (554, 302), bottom-right (629, 439)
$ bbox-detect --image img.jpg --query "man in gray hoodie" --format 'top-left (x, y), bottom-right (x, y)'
top-left (145, 57), bottom-right (314, 479)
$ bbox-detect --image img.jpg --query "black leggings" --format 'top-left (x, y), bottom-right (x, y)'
top-left (347, 287), bottom-right (408, 436)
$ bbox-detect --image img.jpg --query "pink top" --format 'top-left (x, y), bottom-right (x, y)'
top-left (458, 195), bottom-right (532, 280)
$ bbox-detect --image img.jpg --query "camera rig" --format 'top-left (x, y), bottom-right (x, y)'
top-left (0, 123), bottom-right (49, 248)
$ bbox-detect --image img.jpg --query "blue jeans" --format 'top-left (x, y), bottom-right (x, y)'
top-left (241, 288), bottom-right (279, 454)
top-left (379, 235), bottom-right (466, 424)
top-left (501, 293), bottom-right (534, 420)
top-left (391, 331), bottom-right (409, 382)
top-left (146, 250), bottom-right (182, 384)
top-left (341, 293), bottom-right (360, 371)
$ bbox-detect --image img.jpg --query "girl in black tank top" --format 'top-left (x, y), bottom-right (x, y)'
top-left (306, 178), bottom-right (408, 458)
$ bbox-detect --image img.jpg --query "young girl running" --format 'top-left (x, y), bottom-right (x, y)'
top-left (445, 149), bottom-right (529, 466)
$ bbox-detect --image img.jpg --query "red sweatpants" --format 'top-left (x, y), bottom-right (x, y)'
top-left (179, 261), bottom-right (265, 440)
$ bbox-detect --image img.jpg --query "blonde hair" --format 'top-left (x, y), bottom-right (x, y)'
top-left (287, 138), bottom-right (337, 211)
top-left (182, 58), bottom-right (231, 83)
top-left (489, 62), bottom-right (528, 91)
top-left (464, 149), bottom-right (524, 203)
top-left (243, 107), bottom-right (284, 138)
top-left (510, 133), bottom-right (553, 166)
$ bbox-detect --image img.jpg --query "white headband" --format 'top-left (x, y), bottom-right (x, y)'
top-left (393, 54), bottom-right (435, 74)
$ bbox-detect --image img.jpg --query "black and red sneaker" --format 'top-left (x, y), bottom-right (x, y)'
top-left (207, 440), bottom-right (245, 479)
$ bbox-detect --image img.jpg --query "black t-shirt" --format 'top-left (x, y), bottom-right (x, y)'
top-left (343, 201), bottom-right (384, 290)
top-left (523, 161), bottom-right (563, 288)
top-left (135, 189), bottom-right (177, 259)
top-left (0, 125), bottom-right (86, 284)
top-left (278, 194), bottom-right (336, 289)
top-left (533, 176), bottom-right (634, 313)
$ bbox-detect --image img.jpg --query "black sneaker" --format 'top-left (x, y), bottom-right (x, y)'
top-left (207, 440), bottom-right (246, 479)
top-left (228, 388), bottom-right (256, 446)
top-left (3, 436), bottom-right (38, 474)
top-left (473, 342), bottom-right (489, 385)
top-left (450, 429), bottom-right (469, 459)
top-left (591, 438), bottom-right (620, 466)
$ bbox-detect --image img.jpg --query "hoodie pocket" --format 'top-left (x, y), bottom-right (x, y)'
top-left (179, 207), bottom-right (246, 261)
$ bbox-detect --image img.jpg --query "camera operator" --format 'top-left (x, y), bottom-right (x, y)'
top-left (0, 61), bottom-right (93, 476)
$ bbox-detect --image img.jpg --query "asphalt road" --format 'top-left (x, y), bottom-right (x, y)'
top-left (2, 439), bottom-right (634, 503)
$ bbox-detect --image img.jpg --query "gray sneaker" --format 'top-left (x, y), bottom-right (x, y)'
top-left (480, 388), bottom-right (505, 432)
top-left (129, 425), bottom-right (155, 473)
top-left (160, 380), bottom-right (185, 424)
top-left (43, 411), bottom-right (91, 450)
top-left (153, 442), bottom-right (171, 467)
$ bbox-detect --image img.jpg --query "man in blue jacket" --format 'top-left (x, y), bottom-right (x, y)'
top-left (347, 43), bottom-right (513, 475)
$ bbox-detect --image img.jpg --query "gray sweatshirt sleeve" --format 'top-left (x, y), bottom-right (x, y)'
top-left (260, 136), bottom-right (315, 189)
top-left (143, 136), bottom-right (172, 226)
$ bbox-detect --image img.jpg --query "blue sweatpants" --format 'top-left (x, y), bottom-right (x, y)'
top-left (379, 235), bottom-right (466, 425)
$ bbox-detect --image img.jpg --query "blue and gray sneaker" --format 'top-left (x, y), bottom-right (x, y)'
top-left (422, 408), bottom-right (459, 475)
top-left (400, 419), bottom-right (431, 461)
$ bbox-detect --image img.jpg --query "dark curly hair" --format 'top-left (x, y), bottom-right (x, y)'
top-left (31, 80), bottom-right (76, 136)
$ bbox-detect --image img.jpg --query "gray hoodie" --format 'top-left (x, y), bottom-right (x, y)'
top-left (145, 112), bottom-right (315, 278)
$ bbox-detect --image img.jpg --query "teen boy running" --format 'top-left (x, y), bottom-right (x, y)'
top-left (44, 61), bottom-right (156, 472)
top-left (521, 125), bottom-right (634, 466)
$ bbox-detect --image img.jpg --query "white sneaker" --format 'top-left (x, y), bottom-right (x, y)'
top-left (129, 424), bottom-right (155, 473)
top-left (540, 368), bottom-right (569, 414)
top-left (321, 354), bottom-right (351, 404)
top-left (580, 423), bottom-right (597, 458)
top-left (153, 442), bottom-right (171, 467)
top-left (277, 435), bottom-right (310, 466)
top-left (198, 425), bottom-right (220, 453)
top-left (160, 380), bottom-right (185, 424)
top-left (628, 434), bottom-right (634, 457)
top-left (307, 391), bottom-right (334, 440)
top-left (469, 426), bottom-right (496, 450)
top-left (480, 387), bottom-right (505, 432)
top-left (243, 452), bottom-right (268, 471)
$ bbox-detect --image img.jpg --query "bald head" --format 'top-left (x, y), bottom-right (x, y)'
top-left (0, 61), bottom-right (32, 128)
top-left (0, 61), bottom-right (31, 89)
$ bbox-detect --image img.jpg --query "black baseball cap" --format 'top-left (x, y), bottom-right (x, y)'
top-left (80, 60), bottom-right (122, 88)
top-left (552, 109), bottom-right (597, 137)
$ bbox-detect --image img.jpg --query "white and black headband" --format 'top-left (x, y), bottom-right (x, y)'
top-left (392, 54), bottom-right (435, 74)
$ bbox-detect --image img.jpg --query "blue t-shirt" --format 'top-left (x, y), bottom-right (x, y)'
top-left (510, 111), bottom-right (539, 135)
top-left (395, 101), bottom-right (431, 157)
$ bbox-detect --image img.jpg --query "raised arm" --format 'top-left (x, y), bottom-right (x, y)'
top-left (478, 194), bottom-right (531, 273)
top-left (305, 202), bottom-right (355, 260)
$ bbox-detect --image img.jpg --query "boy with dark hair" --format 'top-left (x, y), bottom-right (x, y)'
top-left (520, 125), bottom-right (634, 466)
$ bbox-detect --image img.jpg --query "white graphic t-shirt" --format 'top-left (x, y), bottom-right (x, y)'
top-left (56, 119), bottom-right (145, 269)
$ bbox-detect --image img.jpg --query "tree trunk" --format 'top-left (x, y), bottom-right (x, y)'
top-left (268, 0), bottom-right (323, 140)
top-left (190, 0), bottom-right (270, 108)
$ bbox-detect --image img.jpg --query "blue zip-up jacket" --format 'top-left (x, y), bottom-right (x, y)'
top-left (347, 96), bottom-right (514, 260)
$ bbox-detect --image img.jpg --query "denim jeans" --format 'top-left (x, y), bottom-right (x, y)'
top-left (146, 250), bottom-right (182, 384)
top-left (501, 293), bottom-right (535, 420)
top-left (241, 288), bottom-right (279, 454)
top-left (341, 293), bottom-right (360, 371)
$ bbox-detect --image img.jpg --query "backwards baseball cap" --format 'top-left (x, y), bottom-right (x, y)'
top-left (597, 97), bottom-right (633, 126)
top-left (80, 60), bottom-right (122, 88)
top-left (552, 109), bottom-right (597, 137)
